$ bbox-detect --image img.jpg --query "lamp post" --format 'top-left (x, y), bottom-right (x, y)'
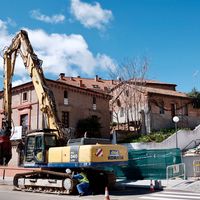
top-left (173, 116), bottom-right (179, 148)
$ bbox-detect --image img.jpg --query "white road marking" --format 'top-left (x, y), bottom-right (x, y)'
top-left (139, 190), bottom-right (200, 200)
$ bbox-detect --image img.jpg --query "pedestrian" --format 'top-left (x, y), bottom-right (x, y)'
top-left (72, 170), bottom-right (90, 196)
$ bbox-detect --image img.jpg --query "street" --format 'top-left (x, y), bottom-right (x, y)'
top-left (1, 184), bottom-right (200, 200)
top-left (0, 184), bottom-right (155, 200)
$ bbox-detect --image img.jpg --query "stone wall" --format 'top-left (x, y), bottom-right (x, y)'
top-left (124, 124), bottom-right (200, 151)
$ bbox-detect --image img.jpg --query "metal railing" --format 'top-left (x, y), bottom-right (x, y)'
top-left (182, 139), bottom-right (200, 153)
top-left (166, 163), bottom-right (186, 180)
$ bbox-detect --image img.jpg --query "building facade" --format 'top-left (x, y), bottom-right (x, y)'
top-left (59, 75), bottom-right (200, 133)
top-left (0, 79), bottom-right (111, 140)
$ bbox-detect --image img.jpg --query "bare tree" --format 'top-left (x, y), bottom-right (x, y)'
top-left (109, 57), bottom-right (149, 133)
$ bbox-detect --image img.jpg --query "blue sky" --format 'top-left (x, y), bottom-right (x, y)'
top-left (0, 0), bottom-right (200, 92)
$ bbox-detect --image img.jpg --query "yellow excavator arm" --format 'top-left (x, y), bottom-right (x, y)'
top-left (3, 30), bottom-right (65, 139)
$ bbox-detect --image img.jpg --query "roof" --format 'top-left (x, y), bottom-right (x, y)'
top-left (57, 75), bottom-right (188, 98)
top-left (58, 75), bottom-right (118, 92)
top-left (134, 79), bottom-right (177, 86)
top-left (144, 86), bottom-right (190, 98)
top-left (0, 78), bottom-right (111, 99)
top-left (58, 76), bottom-right (177, 91)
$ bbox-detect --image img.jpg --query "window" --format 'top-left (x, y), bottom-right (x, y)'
top-left (93, 97), bottom-right (96, 104)
top-left (64, 91), bottom-right (68, 105)
top-left (64, 91), bottom-right (68, 98)
top-left (62, 111), bottom-right (69, 128)
top-left (183, 104), bottom-right (188, 116)
top-left (125, 90), bottom-right (129, 97)
top-left (35, 136), bottom-right (42, 150)
top-left (45, 135), bottom-right (57, 147)
top-left (92, 97), bottom-right (96, 110)
top-left (35, 136), bottom-right (43, 162)
top-left (20, 114), bottom-right (28, 138)
top-left (25, 136), bottom-right (35, 162)
top-left (22, 92), bottom-right (28, 102)
top-left (159, 101), bottom-right (165, 114)
top-left (120, 107), bottom-right (124, 117)
top-left (92, 85), bottom-right (99, 88)
top-left (171, 104), bottom-right (176, 118)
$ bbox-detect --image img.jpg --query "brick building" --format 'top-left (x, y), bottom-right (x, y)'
top-left (0, 79), bottom-right (111, 139)
top-left (110, 79), bottom-right (200, 133)
top-left (59, 75), bottom-right (200, 133)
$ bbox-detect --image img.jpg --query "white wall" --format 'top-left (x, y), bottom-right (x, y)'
top-left (124, 125), bottom-right (200, 150)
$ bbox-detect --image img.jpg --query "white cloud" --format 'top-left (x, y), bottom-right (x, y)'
top-left (6, 18), bottom-right (17, 27)
top-left (30, 10), bottom-right (65, 24)
top-left (96, 53), bottom-right (116, 71)
top-left (12, 77), bottom-right (31, 87)
top-left (25, 28), bottom-right (97, 75)
top-left (0, 19), bottom-right (8, 33)
top-left (70, 0), bottom-right (113, 30)
top-left (0, 22), bottom-right (117, 86)
top-left (0, 20), bottom-right (13, 77)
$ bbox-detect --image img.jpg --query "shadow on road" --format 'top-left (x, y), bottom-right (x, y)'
top-left (109, 186), bottom-right (163, 196)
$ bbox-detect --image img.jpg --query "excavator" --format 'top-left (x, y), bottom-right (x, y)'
top-left (0, 30), bottom-right (128, 194)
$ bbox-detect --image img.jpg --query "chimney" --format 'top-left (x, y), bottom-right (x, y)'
top-left (79, 79), bottom-right (83, 87)
top-left (59, 73), bottom-right (65, 80)
top-left (95, 75), bottom-right (98, 81)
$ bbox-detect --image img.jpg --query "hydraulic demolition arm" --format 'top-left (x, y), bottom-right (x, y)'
top-left (0, 30), bottom-right (66, 165)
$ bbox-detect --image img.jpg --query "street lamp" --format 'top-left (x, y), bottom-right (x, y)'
top-left (173, 116), bottom-right (179, 148)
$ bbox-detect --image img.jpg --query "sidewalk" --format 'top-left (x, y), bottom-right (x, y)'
top-left (117, 178), bottom-right (200, 193)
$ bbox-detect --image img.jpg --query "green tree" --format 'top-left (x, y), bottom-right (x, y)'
top-left (188, 87), bottom-right (200, 108)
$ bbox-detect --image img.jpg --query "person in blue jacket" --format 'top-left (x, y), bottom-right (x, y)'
top-left (72, 170), bottom-right (90, 196)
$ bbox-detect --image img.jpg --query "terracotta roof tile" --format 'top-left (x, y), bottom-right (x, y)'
top-left (58, 76), bottom-right (118, 92)
top-left (144, 86), bottom-right (189, 98)
top-left (58, 76), bottom-right (188, 98)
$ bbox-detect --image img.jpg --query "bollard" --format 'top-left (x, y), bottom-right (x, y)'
top-left (3, 169), bottom-right (5, 180)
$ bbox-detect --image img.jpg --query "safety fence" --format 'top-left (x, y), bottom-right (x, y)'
top-left (193, 160), bottom-right (200, 177)
top-left (166, 163), bottom-right (186, 180)
top-left (105, 148), bottom-right (182, 180)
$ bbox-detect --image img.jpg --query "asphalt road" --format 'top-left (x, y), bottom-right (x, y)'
top-left (0, 184), bottom-right (155, 200)
top-left (2, 182), bottom-right (200, 200)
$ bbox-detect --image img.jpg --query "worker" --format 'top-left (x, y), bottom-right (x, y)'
top-left (72, 170), bottom-right (90, 196)
top-left (66, 168), bottom-right (72, 175)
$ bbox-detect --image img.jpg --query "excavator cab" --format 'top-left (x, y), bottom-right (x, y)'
top-left (24, 129), bottom-right (58, 167)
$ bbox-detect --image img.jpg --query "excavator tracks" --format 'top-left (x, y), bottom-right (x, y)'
top-left (13, 168), bottom-right (116, 195)
top-left (13, 169), bottom-right (77, 195)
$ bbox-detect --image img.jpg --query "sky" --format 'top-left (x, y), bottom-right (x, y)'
top-left (0, 0), bottom-right (200, 92)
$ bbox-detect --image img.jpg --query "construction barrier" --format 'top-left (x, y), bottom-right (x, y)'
top-left (104, 148), bottom-right (182, 180)
top-left (166, 163), bottom-right (186, 180)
